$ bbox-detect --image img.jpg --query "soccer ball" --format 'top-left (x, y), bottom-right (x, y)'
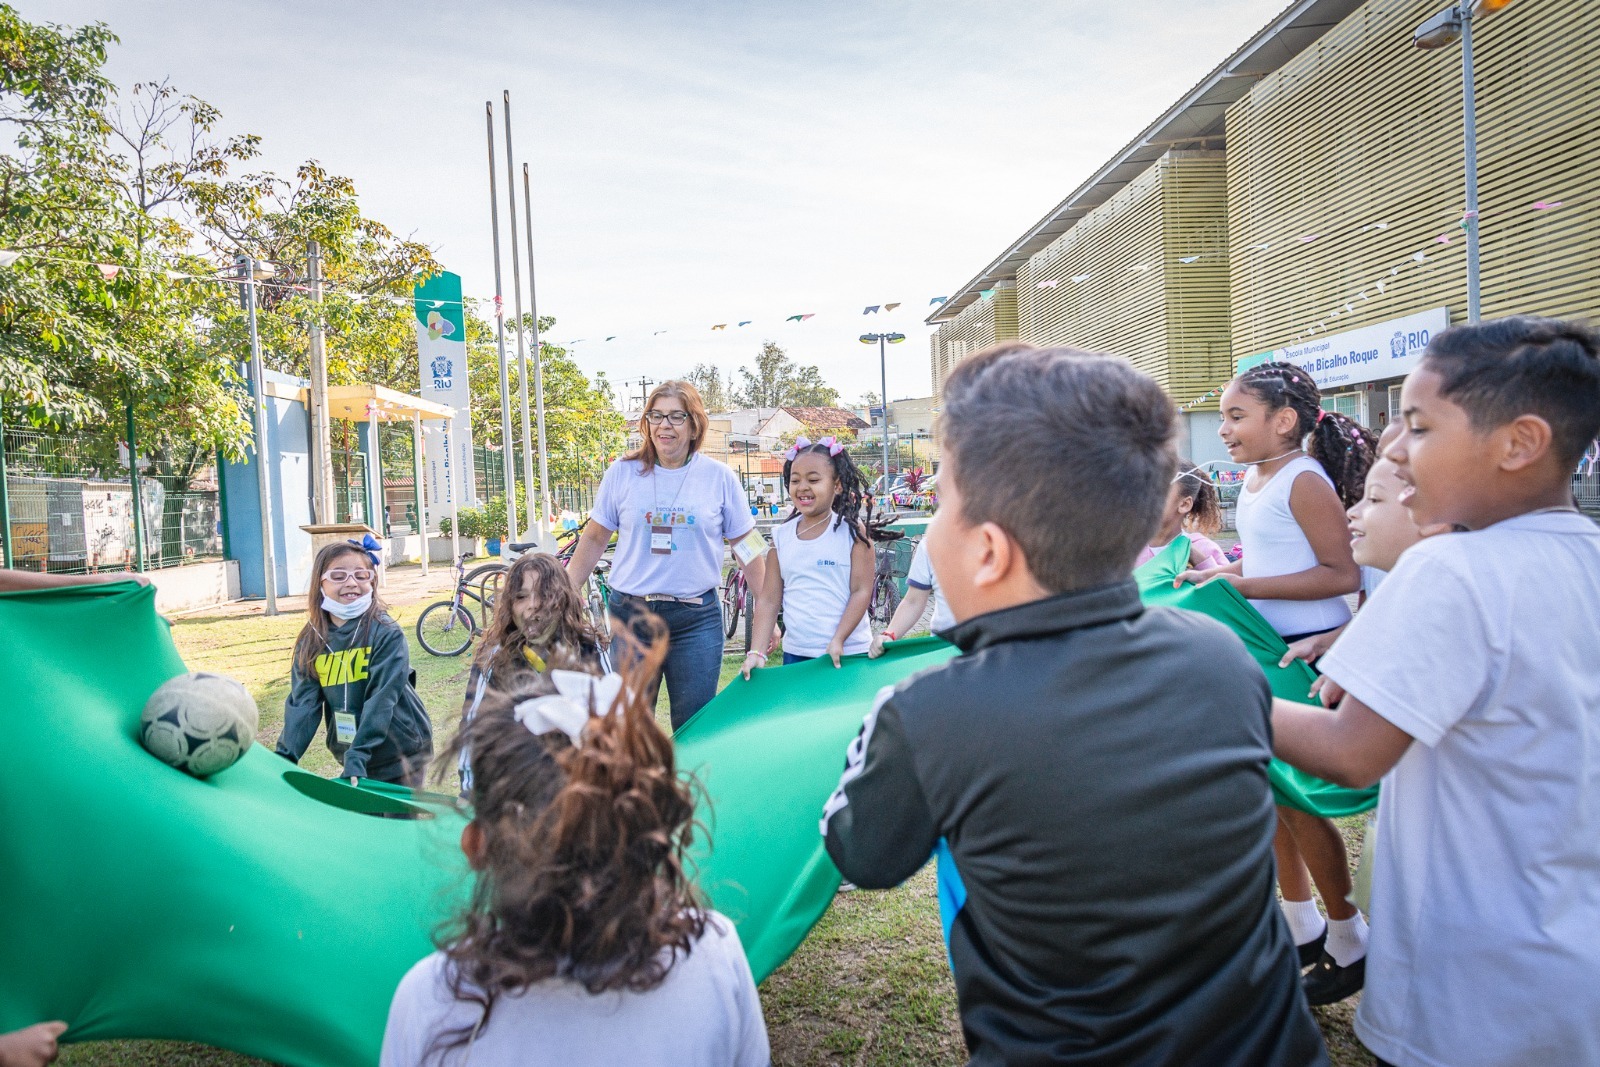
top-left (139, 672), bottom-right (259, 778)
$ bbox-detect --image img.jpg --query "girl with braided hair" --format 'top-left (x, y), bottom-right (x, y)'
top-left (741, 436), bottom-right (894, 677)
top-left (1177, 360), bottom-right (1377, 1007)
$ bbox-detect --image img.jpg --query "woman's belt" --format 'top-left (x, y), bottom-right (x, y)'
top-left (612, 590), bottom-right (713, 607)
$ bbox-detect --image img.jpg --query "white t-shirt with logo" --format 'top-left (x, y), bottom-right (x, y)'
top-left (1319, 511), bottom-right (1600, 1067)
top-left (772, 516), bottom-right (871, 658)
top-left (592, 454), bottom-right (755, 599)
top-left (905, 539), bottom-right (954, 634)
top-left (380, 913), bottom-right (768, 1067)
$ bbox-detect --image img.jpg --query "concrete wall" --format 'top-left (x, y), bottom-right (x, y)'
top-left (150, 559), bottom-right (240, 615)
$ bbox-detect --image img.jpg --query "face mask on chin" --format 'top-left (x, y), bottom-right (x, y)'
top-left (322, 591), bottom-right (373, 622)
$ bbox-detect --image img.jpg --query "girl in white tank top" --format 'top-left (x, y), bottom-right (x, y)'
top-left (1179, 360), bottom-right (1379, 1005)
top-left (742, 438), bottom-right (878, 678)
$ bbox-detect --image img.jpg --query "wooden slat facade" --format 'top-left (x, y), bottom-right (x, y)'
top-left (930, 282), bottom-right (1018, 398)
top-left (1016, 151), bottom-right (1232, 406)
top-left (1227, 0), bottom-right (1600, 358)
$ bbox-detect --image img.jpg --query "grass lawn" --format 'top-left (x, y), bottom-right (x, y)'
top-left (57, 584), bottom-right (1374, 1066)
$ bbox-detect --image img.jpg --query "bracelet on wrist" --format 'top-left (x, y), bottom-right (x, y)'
top-left (883, 630), bottom-right (898, 642)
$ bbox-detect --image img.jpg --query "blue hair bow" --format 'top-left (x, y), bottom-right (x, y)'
top-left (347, 533), bottom-right (382, 567)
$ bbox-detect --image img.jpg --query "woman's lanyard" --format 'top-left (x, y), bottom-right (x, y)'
top-left (651, 461), bottom-right (691, 556)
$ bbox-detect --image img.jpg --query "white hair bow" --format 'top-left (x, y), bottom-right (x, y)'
top-left (512, 670), bottom-right (626, 746)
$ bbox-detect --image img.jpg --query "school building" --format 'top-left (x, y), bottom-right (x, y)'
top-left (927, 0), bottom-right (1598, 466)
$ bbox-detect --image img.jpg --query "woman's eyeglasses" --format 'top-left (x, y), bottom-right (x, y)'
top-left (644, 410), bottom-right (690, 425)
top-left (323, 569), bottom-right (375, 583)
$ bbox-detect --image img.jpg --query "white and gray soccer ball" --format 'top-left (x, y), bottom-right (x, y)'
top-left (139, 672), bottom-right (259, 778)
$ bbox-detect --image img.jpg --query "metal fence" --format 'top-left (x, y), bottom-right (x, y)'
top-left (0, 424), bottom-right (222, 574)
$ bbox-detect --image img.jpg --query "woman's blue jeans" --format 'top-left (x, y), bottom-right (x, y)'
top-left (609, 591), bottom-right (724, 731)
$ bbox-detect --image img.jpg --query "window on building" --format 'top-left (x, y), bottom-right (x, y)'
top-left (1389, 383), bottom-right (1404, 424)
top-left (1321, 393), bottom-right (1360, 420)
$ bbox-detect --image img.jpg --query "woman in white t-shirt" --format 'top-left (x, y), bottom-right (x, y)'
top-left (566, 381), bottom-right (768, 730)
top-left (741, 437), bottom-right (877, 678)
top-left (382, 661), bottom-right (768, 1067)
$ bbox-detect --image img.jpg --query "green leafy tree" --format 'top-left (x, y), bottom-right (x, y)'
top-left (683, 362), bottom-right (733, 412)
top-left (732, 341), bottom-right (841, 409)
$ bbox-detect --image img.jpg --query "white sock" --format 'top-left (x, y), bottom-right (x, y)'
top-left (1281, 898), bottom-right (1326, 946)
top-left (1325, 912), bottom-right (1369, 967)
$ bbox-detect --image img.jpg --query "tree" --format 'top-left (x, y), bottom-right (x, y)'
top-left (855, 391), bottom-right (880, 410)
top-left (683, 362), bottom-right (733, 412)
top-left (732, 341), bottom-right (842, 409)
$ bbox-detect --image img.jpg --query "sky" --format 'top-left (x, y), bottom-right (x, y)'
top-left (34, 0), bottom-right (1285, 406)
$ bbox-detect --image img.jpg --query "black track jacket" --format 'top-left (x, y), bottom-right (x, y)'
top-left (822, 580), bottom-right (1327, 1067)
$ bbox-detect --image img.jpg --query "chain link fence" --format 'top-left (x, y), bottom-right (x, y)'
top-left (1, 423), bottom-right (221, 574)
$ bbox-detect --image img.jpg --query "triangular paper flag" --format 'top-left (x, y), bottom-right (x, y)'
top-left (0, 251), bottom-right (21, 267)
top-left (863, 305), bottom-right (879, 315)
top-left (883, 303), bottom-right (900, 312)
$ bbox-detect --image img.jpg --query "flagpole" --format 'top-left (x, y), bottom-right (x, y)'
top-left (485, 101), bottom-right (517, 547)
top-left (521, 161), bottom-right (552, 546)
top-left (503, 91), bottom-right (539, 541)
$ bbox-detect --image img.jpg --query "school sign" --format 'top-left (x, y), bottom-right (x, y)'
top-left (413, 271), bottom-right (477, 511)
top-left (1237, 307), bottom-right (1450, 390)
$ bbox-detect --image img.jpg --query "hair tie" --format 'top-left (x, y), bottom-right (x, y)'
top-left (818, 435), bottom-right (844, 456)
top-left (347, 534), bottom-right (382, 567)
top-left (512, 670), bottom-right (626, 747)
top-left (784, 435), bottom-right (812, 462)
top-left (1316, 410), bottom-right (1327, 426)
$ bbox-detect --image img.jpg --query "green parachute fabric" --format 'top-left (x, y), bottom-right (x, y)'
top-left (0, 581), bottom-right (470, 1067)
top-left (1133, 538), bottom-right (1379, 819)
top-left (0, 553), bottom-right (1370, 1065)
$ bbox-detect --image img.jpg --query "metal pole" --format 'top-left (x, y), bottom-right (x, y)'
top-left (1460, 4), bottom-right (1481, 324)
top-left (485, 101), bottom-right (518, 547)
top-left (502, 91), bottom-right (538, 539)
top-left (879, 336), bottom-right (891, 493)
top-left (448, 415), bottom-right (462, 565)
top-left (244, 257), bottom-right (278, 616)
top-left (0, 405), bottom-right (12, 569)
top-left (412, 412), bottom-right (429, 576)
top-left (522, 162), bottom-right (552, 545)
top-left (307, 239), bottom-right (334, 521)
top-left (126, 402), bottom-right (148, 572)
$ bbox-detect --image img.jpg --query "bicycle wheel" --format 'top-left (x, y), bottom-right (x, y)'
top-left (465, 562), bottom-right (507, 604)
top-left (870, 576), bottom-right (901, 627)
top-left (722, 572), bottom-right (742, 638)
top-left (416, 601), bottom-right (476, 657)
top-left (743, 589), bottom-right (755, 655)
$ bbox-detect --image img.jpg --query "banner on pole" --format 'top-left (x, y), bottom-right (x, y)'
top-left (414, 271), bottom-right (478, 514)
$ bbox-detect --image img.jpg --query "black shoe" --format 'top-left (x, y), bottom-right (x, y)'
top-left (1303, 950), bottom-right (1365, 1006)
top-left (1295, 929), bottom-right (1327, 968)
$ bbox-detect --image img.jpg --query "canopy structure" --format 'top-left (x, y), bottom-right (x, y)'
top-left (315, 385), bottom-right (460, 574)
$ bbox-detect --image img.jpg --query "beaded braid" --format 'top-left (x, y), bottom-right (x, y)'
top-left (1235, 361), bottom-right (1377, 508)
top-left (781, 444), bottom-right (903, 545)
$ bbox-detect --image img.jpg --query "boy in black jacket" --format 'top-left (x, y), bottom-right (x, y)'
top-left (821, 345), bottom-right (1327, 1066)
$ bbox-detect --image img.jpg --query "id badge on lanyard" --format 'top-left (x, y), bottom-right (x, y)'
top-left (334, 710), bottom-right (357, 745)
top-left (650, 525), bottom-right (674, 556)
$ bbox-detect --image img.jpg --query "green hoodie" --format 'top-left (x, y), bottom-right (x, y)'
top-left (276, 612), bottom-right (433, 784)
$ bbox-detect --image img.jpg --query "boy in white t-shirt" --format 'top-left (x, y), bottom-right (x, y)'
top-left (1271, 317), bottom-right (1600, 1067)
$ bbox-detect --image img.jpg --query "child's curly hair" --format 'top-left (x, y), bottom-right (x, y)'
top-left (1173, 457), bottom-right (1223, 535)
top-left (428, 618), bottom-right (704, 1055)
top-left (473, 553), bottom-right (602, 677)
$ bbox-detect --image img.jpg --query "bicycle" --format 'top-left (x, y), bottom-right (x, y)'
top-left (416, 553), bottom-right (490, 657)
top-left (868, 537), bottom-right (909, 628)
top-left (721, 565), bottom-right (756, 654)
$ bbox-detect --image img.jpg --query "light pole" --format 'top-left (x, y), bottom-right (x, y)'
top-left (860, 332), bottom-right (905, 497)
top-left (1414, 0), bottom-right (1515, 324)
top-left (235, 254), bottom-right (278, 616)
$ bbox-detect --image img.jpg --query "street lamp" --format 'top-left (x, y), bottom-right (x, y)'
top-left (860, 332), bottom-right (905, 500)
top-left (1414, 0), bottom-right (1517, 323)
top-left (233, 254), bottom-right (279, 616)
